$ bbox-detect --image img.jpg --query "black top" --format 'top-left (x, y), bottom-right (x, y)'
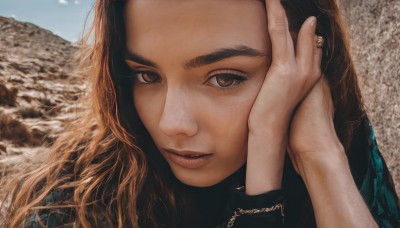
top-left (25, 118), bottom-right (400, 227)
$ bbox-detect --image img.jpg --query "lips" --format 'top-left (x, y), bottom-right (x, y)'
top-left (164, 148), bottom-right (212, 157)
top-left (163, 148), bottom-right (213, 169)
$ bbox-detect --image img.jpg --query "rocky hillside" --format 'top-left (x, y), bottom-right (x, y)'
top-left (0, 16), bottom-right (86, 177)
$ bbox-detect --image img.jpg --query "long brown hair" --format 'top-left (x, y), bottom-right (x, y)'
top-left (1, 0), bottom-right (367, 227)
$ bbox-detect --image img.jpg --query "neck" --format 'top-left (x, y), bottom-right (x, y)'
top-left (176, 165), bottom-right (246, 227)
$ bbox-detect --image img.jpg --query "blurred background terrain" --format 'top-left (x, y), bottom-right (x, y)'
top-left (340, 0), bottom-right (400, 196)
top-left (0, 0), bottom-right (399, 198)
top-left (0, 0), bottom-right (94, 43)
top-left (0, 15), bottom-right (85, 183)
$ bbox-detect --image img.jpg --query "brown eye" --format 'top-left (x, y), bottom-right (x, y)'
top-left (208, 73), bottom-right (247, 88)
top-left (135, 71), bottom-right (161, 83)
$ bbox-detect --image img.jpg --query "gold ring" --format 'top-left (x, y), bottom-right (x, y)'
top-left (316, 36), bottom-right (325, 48)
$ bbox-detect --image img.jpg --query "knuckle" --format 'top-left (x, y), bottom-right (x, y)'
top-left (299, 65), bottom-right (313, 76)
top-left (313, 67), bottom-right (322, 77)
top-left (268, 15), bottom-right (287, 34)
top-left (314, 70), bottom-right (322, 78)
top-left (297, 60), bottom-right (322, 77)
top-left (271, 62), bottom-right (294, 78)
top-left (298, 74), bottom-right (309, 86)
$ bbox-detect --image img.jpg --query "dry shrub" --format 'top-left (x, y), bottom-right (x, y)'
top-left (31, 128), bottom-right (54, 146)
top-left (0, 84), bottom-right (17, 107)
top-left (0, 113), bottom-right (43, 146)
top-left (38, 98), bottom-right (62, 116)
top-left (9, 62), bottom-right (32, 75)
top-left (21, 95), bottom-right (32, 103)
top-left (0, 143), bottom-right (6, 155)
top-left (17, 106), bottom-right (43, 118)
top-left (0, 113), bottom-right (31, 146)
top-left (59, 72), bottom-right (69, 79)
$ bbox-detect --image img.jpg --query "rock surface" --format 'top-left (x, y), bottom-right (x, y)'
top-left (0, 0), bottom-right (399, 197)
top-left (339, 0), bottom-right (400, 196)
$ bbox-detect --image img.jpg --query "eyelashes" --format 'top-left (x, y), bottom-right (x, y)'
top-left (129, 70), bottom-right (248, 89)
top-left (207, 73), bottom-right (247, 88)
top-left (134, 71), bottom-right (161, 83)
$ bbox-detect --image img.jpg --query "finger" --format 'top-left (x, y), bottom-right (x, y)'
top-left (286, 146), bottom-right (300, 174)
top-left (312, 35), bottom-right (323, 76)
top-left (300, 77), bottom-right (331, 115)
top-left (295, 16), bottom-right (317, 73)
top-left (320, 77), bottom-right (335, 116)
top-left (265, 0), bottom-right (294, 62)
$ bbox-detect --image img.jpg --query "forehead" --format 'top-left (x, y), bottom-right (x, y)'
top-left (124, 0), bottom-right (268, 57)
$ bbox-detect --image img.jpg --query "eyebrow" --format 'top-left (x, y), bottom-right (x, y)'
top-left (124, 45), bottom-right (266, 70)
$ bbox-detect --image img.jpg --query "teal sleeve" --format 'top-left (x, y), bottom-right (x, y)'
top-left (24, 189), bottom-right (75, 228)
top-left (24, 189), bottom-right (111, 227)
top-left (359, 120), bottom-right (400, 227)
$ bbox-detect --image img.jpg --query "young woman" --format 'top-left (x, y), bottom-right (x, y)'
top-left (1, 0), bottom-right (399, 227)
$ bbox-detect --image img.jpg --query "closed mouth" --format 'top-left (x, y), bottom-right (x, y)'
top-left (162, 148), bottom-right (213, 169)
top-left (164, 148), bottom-right (212, 159)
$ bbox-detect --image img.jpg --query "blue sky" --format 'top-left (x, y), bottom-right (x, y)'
top-left (0, 0), bottom-right (94, 43)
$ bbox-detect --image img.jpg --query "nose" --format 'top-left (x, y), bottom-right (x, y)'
top-left (159, 88), bottom-right (198, 137)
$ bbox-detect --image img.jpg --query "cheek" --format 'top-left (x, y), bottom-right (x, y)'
top-left (133, 87), bottom-right (160, 133)
top-left (213, 102), bottom-right (251, 163)
top-left (204, 83), bottom-right (264, 153)
top-left (212, 98), bottom-right (252, 138)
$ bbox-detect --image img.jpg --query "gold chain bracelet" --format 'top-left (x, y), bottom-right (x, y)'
top-left (226, 203), bottom-right (285, 228)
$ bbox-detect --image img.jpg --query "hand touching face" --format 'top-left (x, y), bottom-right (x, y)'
top-left (245, 0), bottom-right (324, 195)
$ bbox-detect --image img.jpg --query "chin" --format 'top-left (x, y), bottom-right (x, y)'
top-left (170, 166), bottom-right (233, 188)
top-left (171, 166), bottom-right (242, 188)
top-left (176, 175), bottom-right (223, 187)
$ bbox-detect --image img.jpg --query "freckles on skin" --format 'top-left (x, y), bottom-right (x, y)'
top-left (125, 0), bottom-right (272, 187)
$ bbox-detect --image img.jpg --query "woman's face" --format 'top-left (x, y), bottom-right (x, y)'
top-left (125, 0), bottom-right (271, 187)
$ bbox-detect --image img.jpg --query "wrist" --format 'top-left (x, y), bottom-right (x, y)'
top-left (296, 146), bottom-right (349, 183)
top-left (295, 147), bottom-right (377, 227)
top-left (248, 113), bottom-right (290, 136)
top-left (246, 130), bottom-right (286, 195)
top-left (295, 140), bottom-right (346, 167)
top-left (226, 188), bottom-right (286, 227)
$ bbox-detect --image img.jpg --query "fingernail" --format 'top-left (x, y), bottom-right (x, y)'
top-left (309, 16), bottom-right (317, 27)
